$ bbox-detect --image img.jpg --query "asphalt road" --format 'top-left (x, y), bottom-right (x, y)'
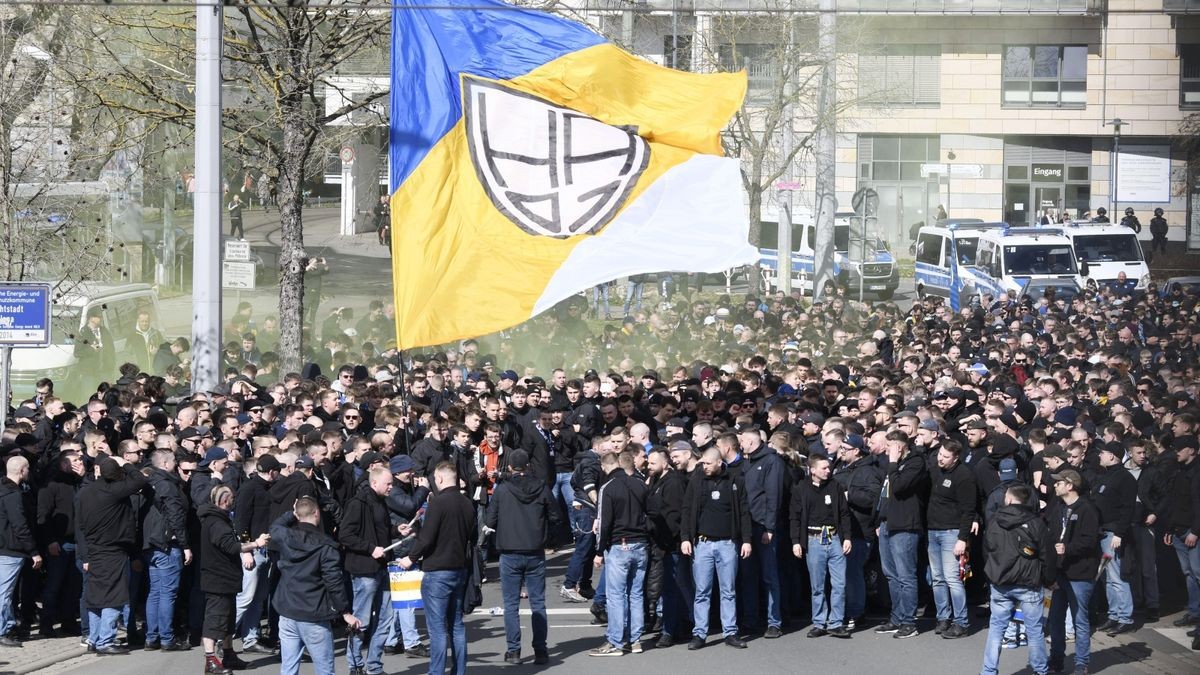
top-left (38, 550), bottom-right (1200, 675)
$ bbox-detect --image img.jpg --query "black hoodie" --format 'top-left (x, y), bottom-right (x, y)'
top-left (198, 503), bottom-right (243, 594)
top-left (984, 503), bottom-right (1050, 589)
top-left (485, 472), bottom-right (559, 553)
top-left (270, 511), bottom-right (350, 623)
top-left (269, 471), bottom-right (316, 522)
top-left (339, 484), bottom-right (392, 576)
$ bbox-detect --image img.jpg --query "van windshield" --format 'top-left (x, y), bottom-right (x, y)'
top-left (954, 237), bottom-right (979, 265)
top-left (834, 224), bottom-right (885, 254)
top-left (1072, 234), bottom-right (1143, 263)
top-left (1003, 245), bottom-right (1078, 276)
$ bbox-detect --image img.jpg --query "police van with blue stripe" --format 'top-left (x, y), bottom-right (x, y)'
top-left (759, 211), bottom-right (900, 299)
top-left (914, 222), bottom-right (1088, 309)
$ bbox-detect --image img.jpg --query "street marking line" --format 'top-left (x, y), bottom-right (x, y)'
top-left (482, 608), bottom-right (595, 616)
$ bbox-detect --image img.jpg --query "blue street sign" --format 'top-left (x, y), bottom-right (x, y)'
top-left (0, 284), bottom-right (52, 347)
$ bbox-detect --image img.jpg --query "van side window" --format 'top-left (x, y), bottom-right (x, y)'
top-left (977, 246), bottom-right (993, 275)
top-left (916, 233), bottom-right (941, 266)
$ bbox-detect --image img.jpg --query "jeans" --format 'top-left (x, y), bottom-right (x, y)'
top-left (692, 539), bottom-right (738, 638)
top-left (878, 523), bottom-right (919, 626)
top-left (278, 617), bottom-right (334, 675)
top-left (844, 538), bottom-right (870, 619)
top-left (500, 553), bottom-right (547, 654)
top-left (347, 570), bottom-right (394, 673)
top-left (0, 556), bottom-right (24, 635)
top-left (1100, 532), bottom-right (1133, 624)
top-left (738, 524), bottom-right (782, 629)
top-left (235, 548), bottom-right (269, 645)
top-left (422, 569), bottom-right (468, 675)
top-left (1049, 579), bottom-right (1093, 670)
top-left (1131, 525), bottom-right (1159, 612)
top-left (981, 585), bottom-right (1047, 675)
top-left (659, 551), bottom-right (684, 637)
top-left (87, 607), bottom-right (121, 649)
top-left (1173, 534), bottom-right (1200, 620)
top-left (143, 547), bottom-right (183, 645)
top-left (806, 534), bottom-right (847, 629)
top-left (623, 281), bottom-right (644, 315)
top-left (604, 541), bottom-right (648, 647)
top-left (592, 285), bottom-right (611, 318)
top-left (927, 529), bottom-right (968, 627)
top-left (552, 472), bottom-right (575, 509)
top-left (564, 506), bottom-right (596, 590)
top-left (75, 557), bottom-right (89, 633)
top-left (384, 603), bottom-right (421, 650)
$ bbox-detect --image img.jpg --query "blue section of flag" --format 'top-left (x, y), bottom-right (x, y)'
top-left (390, 0), bottom-right (606, 192)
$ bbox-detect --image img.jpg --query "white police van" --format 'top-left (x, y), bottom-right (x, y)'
top-left (915, 223), bottom-right (1087, 308)
top-left (759, 211), bottom-right (900, 298)
top-left (1059, 222), bottom-right (1150, 292)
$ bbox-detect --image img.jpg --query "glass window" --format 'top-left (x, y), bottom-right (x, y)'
top-left (916, 233), bottom-right (942, 265)
top-left (955, 237), bottom-right (980, 265)
top-left (873, 162), bottom-right (899, 180)
top-left (1072, 234), bottom-right (1144, 263)
top-left (1182, 45), bottom-right (1200, 108)
top-left (1003, 45), bottom-right (1088, 108)
top-left (874, 136), bottom-right (899, 161)
top-left (1007, 166), bottom-right (1029, 180)
top-left (858, 44), bottom-right (940, 106)
top-left (1067, 166), bottom-right (1089, 181)
top-left (1002, 245), bottom-right (1078, 275)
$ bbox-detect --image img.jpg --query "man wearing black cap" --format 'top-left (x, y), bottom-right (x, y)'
top-left (77, 455), bottom-right (147, 654)
top-left (1163, 435), bottom-right (1200, 630)
top-left (832, 433), bottom-right (880, 630)
top-left (1045, 468), bottom-right (1100, 674)
top-left (1091, 442), bottom-right (1137, 636)
top-left (382, 455), bottom-right (429, 659)
top-left (737, 424), bottom-right (786, 638)
top-left (232, 454), bottom-right (280, 655)
top-left (486, 448), bottom-right (559, 664)
top-left (191, 447), bottom-right (229, 507)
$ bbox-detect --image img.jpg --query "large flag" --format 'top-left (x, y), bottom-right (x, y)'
top-left (389, 0), bottom-right (757, 349)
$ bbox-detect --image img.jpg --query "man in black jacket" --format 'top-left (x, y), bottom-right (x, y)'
top-left (271, 496), bottom-right (362, 675)
top-left (645, 446), bottom-right (685, 647)
top-left (340, 466), bottom-right (398, 675)
top-left (233, 454), bottom-right (280, 655)
top-left (410, 422), bottom-right (451, 481)
top-left (832, 435), bottom-right (881, 629)
top-left (0, 457), bottom-right (41, 647)
top-left (485, 449), bottom-right (558, 665)
top-left (680, 447), bottom-right (750, 650)
top-left (381, 455), bottom-right (430, 659)
top-left (77, 456), bottom-right (146, 655)
top-left (791, 454), bottom-right (852, 639)
top-left (737, 425), bottom-right (786, 637)
top-left (198, 485), bottom-right (269, 675)
top-left (142, 449), bottom-right (192, 652)
top-left (1163, 435), bottom-right (1200, 630)
top-left (980, 484), bottom-right (1050, 675)
top-left (588, 451), bottom-right (650, 656)
top-left (874, 431), bottom-right (929, 640)
top-left (924, 441), bottom-right (978, 639)
top-left (36, 448), bottom-right (85, 638)
top-left (1091, 441), bottom-right (1137, 636)
top-left (1045, 469), bottom-right (1101, 675)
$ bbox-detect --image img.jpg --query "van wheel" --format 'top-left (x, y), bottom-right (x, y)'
top-left (877, 289), bottom-right (895, 301)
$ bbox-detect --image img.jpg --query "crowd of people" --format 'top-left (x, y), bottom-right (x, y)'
top-left (0, 273), bottom-right (1198, 675)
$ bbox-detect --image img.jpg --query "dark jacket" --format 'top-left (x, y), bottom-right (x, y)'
top-left (646, 469), bottom-right (685, 549)
top-left (743, 446), bottom-right (788, 533)
top-left (198, 503), bottom-right (244, 594)
top-left (407, 488), bottom-right (476, 572)
top-left (410, 437), bottom-right (450, 481)
top-left (519, 422), bottom-right (556, 486)
top-left (143, 466), bottom-right (190, 551)
top-left (0, 479), bottom-right (36, 558)
top-left (386, 480), bottom-right (430, 524)
top-left (984, 503), bottom-right (1050, 589)
top-left (881, 449), bottom-right (930, 531)
top-left (570, 450), bottom-right (602, 509)
top-left (926, 460), bottom-right (978, 541)
top-left (596, 468), bottom-right (649, 551)
top-left (269, 471), bottom-right (317, 523)
top-left (77, 469), bottom-right (147, 559)
top-left (1132, 460), bottom-right (1170, 526)
top-left (1089, 463), bottom-right (1137, 539)
top-left (485, 472), bottom-right (559, 552)
top-left (270, 512), bottom-right (351, 623)
top-left (37, 467), bottom-right (82, 548)
top-left (1165, 458), bottom-right (1200, 536)
top-left (833, 455), bottom-right (882, 541)
top-left (680, 467), bottom-right (750, 546)
top-left (234, 474), bottom-right (273, 541)
top-left (1045, 496), bottom-right (1101, 581)
top-left (789, 477), bottom-right (852, 543)
top-left (339, 485), bottom-right (392, 576)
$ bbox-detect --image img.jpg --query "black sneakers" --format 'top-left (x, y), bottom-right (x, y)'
top-left (893, 624), bottom-right (918, 639)
top-left (874, 622), bottom-right (901, 634)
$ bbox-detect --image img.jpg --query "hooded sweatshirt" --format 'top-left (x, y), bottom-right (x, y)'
top-left (485, 471), bottom-right (559, 553)
top-left (984, 503), bottom-right (1050, 589)
top-left (269, 511), bottom-right (351, 623)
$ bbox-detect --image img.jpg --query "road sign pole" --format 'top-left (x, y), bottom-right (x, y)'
top-left (778, 202), bottom-right (792, 295)
top-left (192, 0), bottom-right (223, 394)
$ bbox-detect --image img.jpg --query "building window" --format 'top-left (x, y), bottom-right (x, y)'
top-left (1183, 45), bottom-right (1200, 108)
top-left (859, 45), bottom-right (940, 107)
top-left (664, 35), bottom-right (692, 71)
top-left (862, 135), bottom-right (940, 182)
top-left (718, 43), bottom-right (778, 97)
top-left (1002, 45), bottom-right (1087, 108)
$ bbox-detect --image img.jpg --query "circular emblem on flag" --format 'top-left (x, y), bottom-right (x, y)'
top-left (462, 75), bottom-right (649, 238)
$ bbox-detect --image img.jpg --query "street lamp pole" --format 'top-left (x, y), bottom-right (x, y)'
top-left (1108, 118), bottom-right (1124, 218)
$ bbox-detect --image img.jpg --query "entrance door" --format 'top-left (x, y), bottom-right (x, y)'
top-left (1035, 186), bottom-right (1062, 224)
top-left (1005, 183), bottom-right (1030, 225)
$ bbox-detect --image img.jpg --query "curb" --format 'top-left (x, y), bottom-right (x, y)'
top-left (8, 645), bottom-right (87, 675)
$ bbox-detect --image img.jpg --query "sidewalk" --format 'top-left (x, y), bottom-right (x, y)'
top-left (0, 635), bottom-right (86, 675)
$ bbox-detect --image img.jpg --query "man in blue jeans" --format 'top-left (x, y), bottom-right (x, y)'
top-left (340, 467), bottom-right (399, 675)
top-left (1045, 469), bottom-right (1100, 675)
top-left (142, 448), bottom-right (193, 652)
top-left (790, 454), bottom-right (852, 639)
top-left (270, 497), bottom-right (362, 675)
top-left (1091, 442), bottom-right (1137, 637)
top-left (589, 452), bottom-right (650, 656)
top-left (737, 426), bottom-right (787, 637)
top-left (1163, 435), bottom-right (1200, 631)
top-left (980, 484), bottom-right (1050, 675)
top-left (0, 456), bottom-right (41, 647)
top-left (925, 442), bottom-right (977, 639)
top-left (680, 447), bottom-right (750, 650)
top-left (398, 463), bottom-right (476, 675)
top-left (874, 430), bottom-right (928, 640)
top-left (486, 449), bottom-right (560, 664)
top-left (562, 436), bottom-right (609, 605)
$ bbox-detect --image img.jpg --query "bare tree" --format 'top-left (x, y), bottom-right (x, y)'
top-left (68, 3), bottom-right (389, 372)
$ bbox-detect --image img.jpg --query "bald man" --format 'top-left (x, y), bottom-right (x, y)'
top-left (0, 457), bottom-right (40, 646)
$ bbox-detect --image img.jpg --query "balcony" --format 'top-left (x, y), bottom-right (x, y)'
top-left (687, 0), bottom-right (1101, 13)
